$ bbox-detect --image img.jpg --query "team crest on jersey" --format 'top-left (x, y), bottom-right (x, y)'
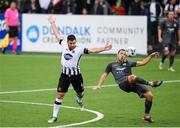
top-left (64, 53), bottom-right (73, 60)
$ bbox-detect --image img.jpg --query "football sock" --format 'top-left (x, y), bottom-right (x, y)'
top-left (12, 39), bottom-right (18, 53)
top-left (135, 77), bottom-right (150, 85)
top-left (52, 98), bottom-right (62, 117)
top-left (169, 55), bottom-right (174, 67)
top-left (161, 54), bottom-right (167, 63)
top-left (145, 100), bottom-right (152, 114)
top-left (76, 93), bottom-right (84, 102)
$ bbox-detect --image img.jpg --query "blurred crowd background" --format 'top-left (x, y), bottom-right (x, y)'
top-left (0, 0), bottom-right (179, 16)
top-left (0, 0), bottom-right (179, 53)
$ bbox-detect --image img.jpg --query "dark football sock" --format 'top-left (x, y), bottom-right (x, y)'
top-left (135, 77), bottom-right (150, 85)
top-left (77, 92), bottom-right (84, 102)
top-left (169, 55), bottom-right (174, 67)
top-left (145, 100), bottom-right (152, 114)
top-left (161, 54), bottom-right (167, 63)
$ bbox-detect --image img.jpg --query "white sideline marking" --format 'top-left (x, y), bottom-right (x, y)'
top-left (0, 80), bottom-right (180, 95)
top-left (0, 100), bottom-right (104, 127)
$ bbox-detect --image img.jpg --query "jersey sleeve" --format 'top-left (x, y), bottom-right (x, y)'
top-left (84, 48), bottom-right (89, 54)
top-left (59, 40), bottom-right (66, 48)
top-left (105, 63), bottom-right (112, 74)
top-left (128, 61), bottom-right (137, 67)
top-left (4, 9), bottom-right (9, 18)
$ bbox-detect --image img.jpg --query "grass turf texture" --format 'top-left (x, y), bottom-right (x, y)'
top-left (0, 53), bottom-right (180, 127)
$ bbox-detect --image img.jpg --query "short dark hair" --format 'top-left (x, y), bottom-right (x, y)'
top-left (67, 34), bottom-right (76, 41)
top-left (118, 48), bottom-right (126, 54)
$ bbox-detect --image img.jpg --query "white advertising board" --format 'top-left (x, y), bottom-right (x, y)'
top-left (22, 14), bottom-right (147, 54)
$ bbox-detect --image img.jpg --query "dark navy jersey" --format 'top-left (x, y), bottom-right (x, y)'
top-left (105, 61), bottom-right (137, 84)
top-left (159, 18), bottom-right (179, 44)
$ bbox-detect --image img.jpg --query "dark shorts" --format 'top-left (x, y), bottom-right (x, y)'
top-left (57, 73), bottom-right (84, 93)
top-left (9, 26), bottom-right (18, 38)
top-left (163, 43), bottom-right (176, 52)
top-left (119, 81), bottom-right (149, 98)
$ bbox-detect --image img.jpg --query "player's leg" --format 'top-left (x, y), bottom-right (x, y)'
top-left (143, 91), bottom-right (154, 123)
top-left (127, 74), bottom-right (163, 87)
top-left (48, 74), bottom-right (70, 123)
top-left (12, 37), bottom-right (18, 54)
top-left (11, 26), bottom-right (18, 54)
top-left (168, 45), bottom-right (176, 72)
top-left (132, 84), bottom-right (154, 123)
top-left (159, 45), bottom-right (169, 70)
top-left (71, 74), bottom-right (85, 111)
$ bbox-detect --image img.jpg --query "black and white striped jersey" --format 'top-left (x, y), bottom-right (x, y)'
top-left (60, 40), bottom-right (88, 75)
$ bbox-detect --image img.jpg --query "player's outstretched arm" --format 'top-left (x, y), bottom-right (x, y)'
top-left (88, 43), bottom-right (112, 54)
top-left (48, 16), bottom-right (63, 42)
top-left (136, 52), bottom-right (159, 67)
top-left (93, 72), bottom-right (108, 90)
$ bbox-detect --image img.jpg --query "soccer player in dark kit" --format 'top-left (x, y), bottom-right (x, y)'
top-left (94, 49), bottom-right (163, 123)
top-left (158, 11), bottom-right (180, 72)
top-left (48, 16), bottom-right (112, 123)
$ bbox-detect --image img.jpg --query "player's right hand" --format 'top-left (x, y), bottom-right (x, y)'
top-left (48, 16), bottom-right (56, 24)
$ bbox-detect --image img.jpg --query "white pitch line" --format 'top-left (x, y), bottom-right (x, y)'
top-left (0, 100), bottom-right (104, 127)
top-left (0, 80), bottom-right (180, 95)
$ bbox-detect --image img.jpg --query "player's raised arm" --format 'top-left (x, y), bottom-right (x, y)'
top-left (93, 72), bottom-right (109, 90)
top-left (136, 52), bottom-right (159, 67)
top-left (48, 16), bottom-right (63, 43)
top-left (88, 43), bottom-right (112, 54)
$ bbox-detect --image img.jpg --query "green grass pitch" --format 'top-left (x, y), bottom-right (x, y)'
top-left (0, 53), bottom-right (180, 127)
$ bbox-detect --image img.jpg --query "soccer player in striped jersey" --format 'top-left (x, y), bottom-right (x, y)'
top-left (48, 16), bottom-right (112, 123)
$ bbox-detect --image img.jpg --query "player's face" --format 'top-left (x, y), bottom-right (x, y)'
top-left (68, 40), bottom-right (76, 50)
top-left (167, 12), bottom-right (175, 20)
top-left (117, 50), bottom-right (126, 62)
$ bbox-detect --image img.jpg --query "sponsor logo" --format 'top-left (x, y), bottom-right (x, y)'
top-left (64, 53), bottom-right (73, 60)
top-left (26, 25), bottom-right (39, 43)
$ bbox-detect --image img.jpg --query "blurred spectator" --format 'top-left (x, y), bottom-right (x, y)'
top-left (16, 0), bottom-right (25, 13)
top-left (38, 0), bottom-right (51, 13)
top-left (23, 0), bottom-right (41, 13)
top-left (2, 1), bottom-right (20, 54)
top-left (144, 0), bottom-right (162, 52)
top-left (82, 7), bottom-right (88, 14)
top-left (60, 0), bottom-right (77, 14)
top-left (111, 0), bottom-right (126, 15)
top-left (129, 0), bottom-right (142, 15)
top-left (48, 0), bottom-right (62, 14)
top-left (0, 0), bottom-right (9, 13)
top-left (164, 0), bottom-right (179, 17)
top-left (93, 0), bottom-right (111, 15)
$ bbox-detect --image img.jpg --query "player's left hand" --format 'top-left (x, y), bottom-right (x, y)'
top-left (150, 52), bottom-right (159, 57)
top-left (104, 43), bottom-right (112, 51)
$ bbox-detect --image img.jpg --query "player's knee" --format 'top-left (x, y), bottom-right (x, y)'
top-left (128, 75), bottom-right (136, 82)
top-left (170, 51), bottom-right (176, 56)
top-left (164, 50), bottom-right (169, 55)
top-left (144, 91), bottom-right (153, 101)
